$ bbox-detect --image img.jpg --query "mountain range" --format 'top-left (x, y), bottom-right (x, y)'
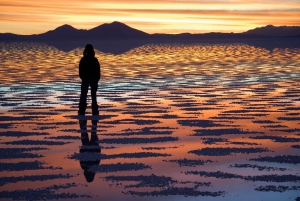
top-left (1, 21), bottom-right (300, 41)
top-left (245, 25), bottom-right (300, 37)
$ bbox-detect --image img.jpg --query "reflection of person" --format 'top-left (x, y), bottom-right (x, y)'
top-left (78, 44), bottom-right (101, 115)
top-left (79, 119), bottom-right (101, 183)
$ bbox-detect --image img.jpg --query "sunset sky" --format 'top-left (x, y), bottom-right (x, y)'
top-left (1, 0), bottom-right (299, 34)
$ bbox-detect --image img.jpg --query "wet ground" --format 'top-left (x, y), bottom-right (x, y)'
top-left (0, 41), bottom-right (299, 201)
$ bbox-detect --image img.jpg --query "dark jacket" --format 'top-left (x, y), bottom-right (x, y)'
top-left (79, 56), bottom-right (101, 81)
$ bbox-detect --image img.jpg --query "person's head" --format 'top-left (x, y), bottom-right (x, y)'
top-left (83, 44), bottom-right (95, 57)
top-left (84, 170), bottom-right (96, 183)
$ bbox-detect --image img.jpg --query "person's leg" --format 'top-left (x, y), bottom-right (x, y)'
top-left (79, 79), bottom-right (89, 114)
top-left (90, 79), bottom-right (99, 115)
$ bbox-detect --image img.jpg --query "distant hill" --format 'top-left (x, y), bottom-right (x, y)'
top-left (88, 21), bottom-right (149, 38)
top-left (38, 21), bottom-right (150, 39)
top-left (244, 25), bottom-right (300, 37)
top-left (0, 22), bottom-right (150, 40)
top-left (38, 24), bottom-right (85, 38)
top-left (1, 22), bottom-right (300, 41)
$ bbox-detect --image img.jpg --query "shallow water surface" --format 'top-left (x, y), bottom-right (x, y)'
top-left (0, 41), bottom-right (299, 201)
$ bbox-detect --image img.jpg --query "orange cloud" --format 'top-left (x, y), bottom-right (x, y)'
top-left (0, 0), bottom-right (299, 34)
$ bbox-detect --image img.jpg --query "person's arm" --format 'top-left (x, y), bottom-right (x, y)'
top-left (96, 58), bottom-right (101, 81)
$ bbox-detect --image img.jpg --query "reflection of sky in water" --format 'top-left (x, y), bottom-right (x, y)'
top-left (0, 42), bottom-right (299, 201)
top-left (0, 41), bottom-right (300, 84)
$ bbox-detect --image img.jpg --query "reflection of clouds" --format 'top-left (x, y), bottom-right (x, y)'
top-left (0, 147), bottom-right (46, 159)
top-left (1, 42), bottom-right (300, 84)
top-left (0, 183), bottom-right (91, 200)
top-left (189, 147), bottom-right (270, 156)
top-left (98, 136), bottom-right (179, 144)
top-left (104, 174), bottom-right (224, 197)
top-left (1, 42), bottom-right (300, 199)
top-left (185, 170), bottom-right (300, 182)
top-left (101, 126), bottom-right (175, 136)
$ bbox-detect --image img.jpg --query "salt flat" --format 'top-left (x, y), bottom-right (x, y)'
top-left (0, 41), bottom-right (299, 201)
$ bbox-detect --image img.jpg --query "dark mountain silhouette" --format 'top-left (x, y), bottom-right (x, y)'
top-left (0, 21), bottom-right (149, 40)
top-left (0, 33), bottom-right (24, 40)
top-left (39, 24), bottom-right (85, 38)
top-left (244, 25), bottom-right (300, 37)
top-left (1, 22), bottom-right (300, 41)
top-left (151, 32), bottom-right (266, 39)
top-left (88, 21), bottom-right (149, 38)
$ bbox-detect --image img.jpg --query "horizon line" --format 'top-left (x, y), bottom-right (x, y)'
top-left (2, 21), bottom-right (298, 36)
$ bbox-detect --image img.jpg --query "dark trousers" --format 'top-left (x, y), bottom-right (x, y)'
top-left (79, 78), bottom-right (98, 113)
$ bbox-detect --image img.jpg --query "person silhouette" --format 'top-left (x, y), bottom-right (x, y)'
top-left (78, 44), bottom-right (101, 115)
top-left (79, 119), bottom-right (101, 183)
